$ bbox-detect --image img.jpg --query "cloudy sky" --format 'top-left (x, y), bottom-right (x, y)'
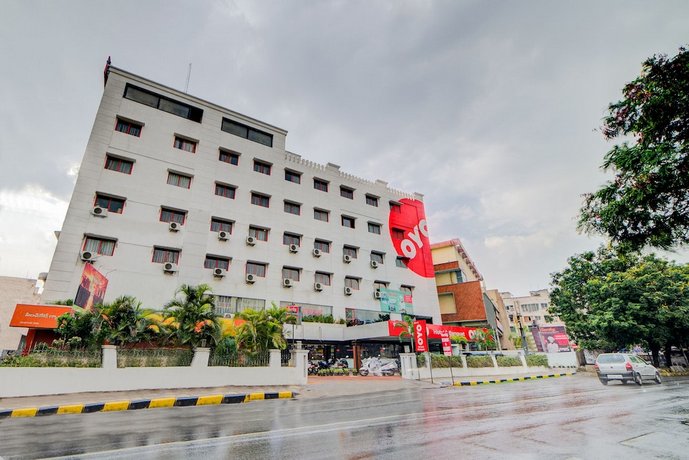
top-left (1, 0), bottom-right (688, 295)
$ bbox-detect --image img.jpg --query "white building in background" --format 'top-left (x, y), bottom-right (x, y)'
top-left (501, 289), bottom-right (562, 332)
top-left (0, 277), bottom-right (41, 354)
top-left (41, 64), bottom-right (441, 335)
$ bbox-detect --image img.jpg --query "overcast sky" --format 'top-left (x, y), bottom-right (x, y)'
top-left (1, 0), bottom-right (688, 295)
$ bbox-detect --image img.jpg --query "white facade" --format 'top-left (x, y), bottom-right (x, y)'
top-left (41, 66), bottom-right (441, 328)
top-left (0, 277), bottom-right (41, 353)
top-left (501, 289), bottom-right (562, 329)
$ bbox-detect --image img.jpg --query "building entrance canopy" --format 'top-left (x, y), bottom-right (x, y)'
top-left (387, 321), bottom-right (478, 340)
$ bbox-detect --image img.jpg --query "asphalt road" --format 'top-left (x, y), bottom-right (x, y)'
top-left (1, 374), bottom-right (688, 459)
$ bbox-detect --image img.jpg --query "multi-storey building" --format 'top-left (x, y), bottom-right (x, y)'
top-left (501, 289), bottom-right (561, 330)
top-left (39, 63), bottom-right (441, 361)
top-left (431, 239), bottom-right (510, 348)
top-left (0, 276), bottom-right (41, 355)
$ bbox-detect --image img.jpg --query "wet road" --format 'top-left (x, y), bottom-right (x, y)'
top-left (1, 375), bottom-right (688, 459)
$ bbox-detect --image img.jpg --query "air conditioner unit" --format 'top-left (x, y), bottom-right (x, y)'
top-left (344, 286), bottom-right (353, 296)
top-left (213, 268), bottom-right (226, 277)
top-left (370, 260), bottom-right (379, 269)
top-left (246, 236), bottom-right (256, 246)
top-left (314, 282), bottom-right (324, 292)
top-left (246, 273), bottom-right (256, 283)
top-left (218, 231), bottom-right (229, 241)
top-left (283, 278), bottom-right (293, 287)
top-left (168, 221), bottom-right (181, 232)
top-left (373, 290), bottom-right (383, 300)
top-left (343, 254), bottom-right (352, 263)
top-left (91, 206), bottom-right (108, 217)
top-left (80, 251), bottom-right (94, 262)
top-left (163, 262), bottom-right (178, 273)
top-left (312, 248), bottom-right (322, 257)
top-left (288, 243), bottom-right (299, 253)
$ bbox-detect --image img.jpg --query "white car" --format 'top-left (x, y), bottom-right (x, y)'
top-left (594, 353), bottom-right (662, 385)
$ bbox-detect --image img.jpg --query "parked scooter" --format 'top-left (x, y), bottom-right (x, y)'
top-left (359, 356), bottom-right (398, 376)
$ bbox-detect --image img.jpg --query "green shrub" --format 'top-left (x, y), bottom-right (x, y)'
top-left (430, 354), bottom-right (463, 368)
top-left (526, 354), bottom-right (549, 367)
top-left (466, 355), bottom-right (494, 368)
top-left (496, 356), bottom-right (522, 367)
top-left (416, 354), bottom-right (426, 367)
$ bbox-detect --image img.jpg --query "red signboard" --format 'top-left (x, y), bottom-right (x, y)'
top-left (387, 321), bottom-right (478, 342)
top-left (10, 304), bottom-right (74, 329)
top-left (388, 198), bottom-right (434, 278)
top-left (441, 331), bottom-right (452, 356)
top-left (413, 320), bottom-right (428, 352)
top-left (74, 263), bottom-right (108, 310)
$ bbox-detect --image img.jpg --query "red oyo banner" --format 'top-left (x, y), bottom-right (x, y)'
top-left (441, 332), bottom-right (452, 356)
top-left (413, 320), bottom-right (428, 352)
top-left (389, 198), bottom-right (434, 278)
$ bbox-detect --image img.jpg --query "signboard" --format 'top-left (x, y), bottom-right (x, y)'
top-left (530, 325), bottom-right (571, 352)
top-left (388, 198), bottom-right (434, 278)
top-left (379, 288), bottom-right (413, 314)
top-left (441, 332), bottom-right (452, 356)
top-left (413, 320), bottom-right (428, 352)
top-left (74, 263), bottom-right (108, 310)
top-left (10, 304), bottom-right (74, 329)
top-left (387, 322), bottom-right (477, 341)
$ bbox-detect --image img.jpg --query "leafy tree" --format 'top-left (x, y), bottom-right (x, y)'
top-left (579, 47), bottom-right (689, 249)
top-left (55, 309), bottom-right (98, 348)
top-left (551, 247), bottom-right (689, 366)
top-left (392, 315), bottom-right (415, 352)
top-left (95, 296), bottom-right (154, 346)
top-left (235, 306), bottom-right (288, 355)
top-left (164, 284), bottom-right (219, 348)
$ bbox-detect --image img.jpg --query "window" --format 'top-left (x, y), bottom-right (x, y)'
top-left (174, 136), bottom-right (196, 153)
top-left (251, 192), bottom-right (270, 208)
top-left (285, 169), bottom-right (301, 184)
top-left (210, 218), bottom-right (233, 233)
top-left (314, 178), bottom-right (329, 192)
top-left (368, 222), bottom-right (382, 234)
top-left (246, 262), bottom-right (267, 277)
top-left (340, 186), bottom-right (354, 199)
top-left (395, 256), bottom-right (408, 268)
top-left (152, 247), bottom-right (180, 264)
top-left (221, 118), bottom-right (273, 147)
top-left (253, 159), bottom-right (272, 175)
top-left (219, 149), bottom-right (239, 165)
top-left (400, 285), bottom-right (413, 296)
top-left (249, 226), bottom-right (269, 241)
top-left (366, 194), bottom-right (379, 207)
top-left (283, 233), bottom-right (301, 246)
top-left (167, 171), bottom-right (192, 189)
top-left (390, 201), bottom-right (402, 213)
top-left (343, 246), bottom-right (358, 258)
top-left (160, 207), bottom-right (186, 224)
top-left (314, 208), bottom-right (329, 222)
top-left (315, 272), bottom-right (331, 286)
top-left (371, 252), bottom-right (384, 264)
top-left (204, 256), bottom-right (230, 270)
top-left (345, 277), bottom-right (360, 290)
top-left (83, 236), bottom-right (116, 256)
top-left (95, 194), bottom-right (125, 213)
top-left (284, 201), bottom-right (301, 215)
top-left (314, 239), bottom-right (331, 253)
top-left (392, 228), bottom-right (405, 239)
top-left (105, 155), bottom-right (133, 174)
top-left (115, 118), bottom-right (142, 137)
top-left (124, 84), bottom-right (203, 122)
top-left (373, 281), bottom-right (389, 292)
top-left (341, 215), bottom-right (356, 228)
top-left (282, 267), bottom-right (300, 281)
top-left (215, 182), bottom-right (236, 199)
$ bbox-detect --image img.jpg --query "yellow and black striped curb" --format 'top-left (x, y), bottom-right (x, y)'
top-left (454, 372), bottom-right (576, 387)
top-left (0, 391), bottom-right (295, 419)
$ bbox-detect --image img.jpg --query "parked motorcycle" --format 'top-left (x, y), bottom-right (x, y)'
top-left (359, 356), bottom-right (398, 376)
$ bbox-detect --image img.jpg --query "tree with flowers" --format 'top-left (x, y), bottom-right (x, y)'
top-left (164, 284), bottom-right (219, 348)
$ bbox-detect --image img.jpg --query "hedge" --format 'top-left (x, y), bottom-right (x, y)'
top-left (496, 356), bottom-right (522, 367)
top-left (466, 355), bottom-right (494, 368)
top-left (526, 354), bottom-right (549, 367)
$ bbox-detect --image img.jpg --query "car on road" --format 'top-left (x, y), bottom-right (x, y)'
top-left (594, 353), bottom-right (662, 385)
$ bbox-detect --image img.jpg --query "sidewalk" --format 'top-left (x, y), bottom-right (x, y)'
top-left (0, 371), bottom-right (580, 414)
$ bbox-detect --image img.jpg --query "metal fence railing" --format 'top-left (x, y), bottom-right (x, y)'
top-left (209, 350), bottom-right (270, 367)
top-left (117, 348), bottom-right (193, 368)
top-left (281, 349), bottom-right (292, 367)
top-left (0, 348), bottom-right (102, 368)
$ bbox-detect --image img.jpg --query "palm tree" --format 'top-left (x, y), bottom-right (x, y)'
top-left (235, 307), bottom-right (288, 356)
top-left (164, 284), bottom-right (219, 348)
top-left (95, 295), bottom-right (152, 346)
top-left (392, 315), bottom-right (415, 352)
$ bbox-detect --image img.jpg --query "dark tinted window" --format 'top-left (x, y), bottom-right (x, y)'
top-left (221, 118), bottom-right (273, 147)
top-left (124, 84), bottom-right (203, 122)
top-left (596, 354), bottom-right (626, 363)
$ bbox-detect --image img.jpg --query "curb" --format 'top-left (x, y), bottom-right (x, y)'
top-left (0, 391), bottom-right (296, 419)
top-left (453, 372), bottom-right (576, 387)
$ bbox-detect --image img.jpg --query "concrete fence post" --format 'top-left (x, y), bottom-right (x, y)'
top-left (269, 349), bottom-right (282, 368)
top-left (460, 354), bottom-right (468, 369)
top-left (101, 345), bottom-right (117, 369)
top-left (399, 353), bottom-right (418, 379)
top-left (519, 349), bottom-right (528, 368)
top-left (291, 349), bottom-right (310, 383)
top-left (191, 347), bottom-right (210, 368)
top-left (490, 352), bottom-right (499, 368)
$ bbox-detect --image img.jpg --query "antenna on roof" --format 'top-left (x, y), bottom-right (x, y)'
top-left (184, 63), bottom-right (192, 93)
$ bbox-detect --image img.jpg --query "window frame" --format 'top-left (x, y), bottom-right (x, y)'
top-left (314, 239), bottom-right (331, 253)
top-left (152, 247), bottom-right (181, 264)
top-left (204, 255), bottom-right (230, 270)
top-left (95, 193), bottom-right (125, 214)
top-left (214, 182), bottom-right (237, 199)
top-left (221, 118), bottom-right (273, 147)
top-left (218, 149), bottom-right (240, 165)
top-left (368, 222), bottom-right (382, 234)
top-left (124, 84), bottom-right (203, 122)
top-left (160, 207), bottom-right (187, 225)
top-left (344, 277), bottom-right (361, 290)
top-left (210, 218), bottom-right (234, 233)
top-left (284, 200), bottom-right (301, 216)
top-left (104, 154), bottom-right (134, 174)
top-left (340, 186), bottom-right (355, 199)
top-left (282, 266), bottom-right (301, 281)
top-left (313, 208), bottom-right (330, 222)
top-left (114, 117), bottom-right (142, 137)
top-left (167, 171), bottom-right (192, 189)
top-left (343, 246), bottom-right (358, 259)
top-left (284, 169), bottom-right (302, 184)
top-left (283, 233), bottom-right (301, 246)
top-left (83, 236), bottom-right (116, 256)
top-left (313, 178), bottom-right (329, 192)
top-left (341, 215), bottom-right (356, 228)
top-left (246, 261), bottom-right (267, 277)
top-left (315, 272), bottom-right (332, 286)
top-left (365, 194), bottom-right (379, 207)
top-left (253, 159), bottom-right (272, 175)
top-left (251, 192), bottom-right (271, 208)
top-left (173, 135), bottom-right (197, 153)
top-left (371, 252), bottom-right (385, 264)
top-left (249, 226), bottom-right (269, 242)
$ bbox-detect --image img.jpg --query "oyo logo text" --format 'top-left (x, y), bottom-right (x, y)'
top-left (399, 219), bottom-right (429, 260)
top-left (388, 198), bottom-right (434, 278)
